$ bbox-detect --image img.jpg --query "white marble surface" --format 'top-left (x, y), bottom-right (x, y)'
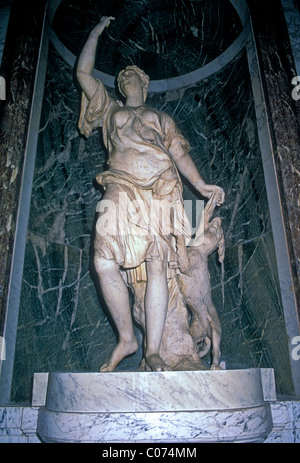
top-left (44, 369), bottom-right (266, 413)
top-left (0, 406), bottom-right (40, 443)
top-left (37, 369), bottom-right (273, 443)
top-left (32, 368), bottom-right (277, 407)
top-left (260, 368), bottom-right (277, 401)
top-left (38, 405), bottom-right (272, 443)
top-left (265, 401), bottom-right (300, 443)
top-left (1, 400), bottom-right (299, 443)
top-left (32, 373), bottom-right (49, 407)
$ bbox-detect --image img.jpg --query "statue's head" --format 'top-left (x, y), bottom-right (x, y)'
top-left (117, 65), bottom-right (150, 102)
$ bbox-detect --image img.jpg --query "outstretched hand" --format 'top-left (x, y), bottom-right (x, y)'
top-left (198, 182), bottom-right (225, 206)
top-left (91, 16), bottom-right (115, 37)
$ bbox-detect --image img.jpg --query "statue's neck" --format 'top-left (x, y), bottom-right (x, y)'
top-left (125, 95), bottom-right (144, 108)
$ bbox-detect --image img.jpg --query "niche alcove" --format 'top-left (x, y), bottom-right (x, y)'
top-left (1, 0), bottom-right (298, 404)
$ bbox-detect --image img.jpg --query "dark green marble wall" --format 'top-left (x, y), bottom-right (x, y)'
top-left (11, 45), bottom-right (293, 402)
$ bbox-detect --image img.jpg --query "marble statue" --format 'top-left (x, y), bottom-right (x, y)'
top-left (76, 16), bottom-right (225, 372)
top-left (131, 190), bottom-right (224, 371)
top-left (176, 190), bottom-right (224, 370)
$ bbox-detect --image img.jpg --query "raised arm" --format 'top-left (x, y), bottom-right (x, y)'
top-left (77, 16), bottom-right (115, 100)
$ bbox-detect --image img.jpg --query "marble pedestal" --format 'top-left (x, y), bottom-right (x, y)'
top-left (37, 369), bottom-right (273, 443)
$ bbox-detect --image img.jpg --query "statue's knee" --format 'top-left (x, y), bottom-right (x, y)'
top-left (146, 260), bottom-right (167, 278)
top-left (94, 255), bottom-right (116, 275)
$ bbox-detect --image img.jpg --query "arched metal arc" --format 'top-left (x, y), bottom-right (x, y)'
top-left (46, 0), bottom-right (250, 92)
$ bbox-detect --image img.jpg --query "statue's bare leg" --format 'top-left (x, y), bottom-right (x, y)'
top-left (94, 256), bottom-right (138, 372)
top-left (145, 260), bottom-right (170, 372)
top-left (208, 302), bottom-right (222, 370)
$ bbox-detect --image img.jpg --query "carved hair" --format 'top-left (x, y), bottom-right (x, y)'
top-left (117, 65), bottom-right (150, 102)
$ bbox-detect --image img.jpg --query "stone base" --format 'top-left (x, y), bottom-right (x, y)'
top-left (37, 369), bottom-right (273, 443)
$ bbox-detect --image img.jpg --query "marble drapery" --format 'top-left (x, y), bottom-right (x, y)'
top-left (0, 0), bottom-right (299, 402)
top-left (11, 45), bottom-right (294, 400)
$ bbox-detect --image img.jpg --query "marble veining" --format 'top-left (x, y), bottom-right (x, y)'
top-left (282, 0), bottom-right (300, 75)
top-left (45, 369), bottom-right (265, 413)
top-left (11, 40), bottom-right (293, 400)
top-left (37, 369), bottom-right (273, 443)
top-left (2, 399), bottom-right (300, 443)
top-left (38, 406), bottom-right (272, 443)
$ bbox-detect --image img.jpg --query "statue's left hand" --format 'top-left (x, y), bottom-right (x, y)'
top-left (197, 183), bottom-right (225, 206)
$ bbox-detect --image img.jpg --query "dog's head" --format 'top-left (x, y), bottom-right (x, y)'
top-left (190, 217), bottom-right (224, 261)
top-left (204, 217), bottom-right (224, 253)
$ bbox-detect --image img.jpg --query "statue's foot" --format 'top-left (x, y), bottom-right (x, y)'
top-left (99, 338), bottom-right (138, 372)
top-left (146, 353), bottom-right (170, 372)
top-left (210, 363), bottom-right (223, 370)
